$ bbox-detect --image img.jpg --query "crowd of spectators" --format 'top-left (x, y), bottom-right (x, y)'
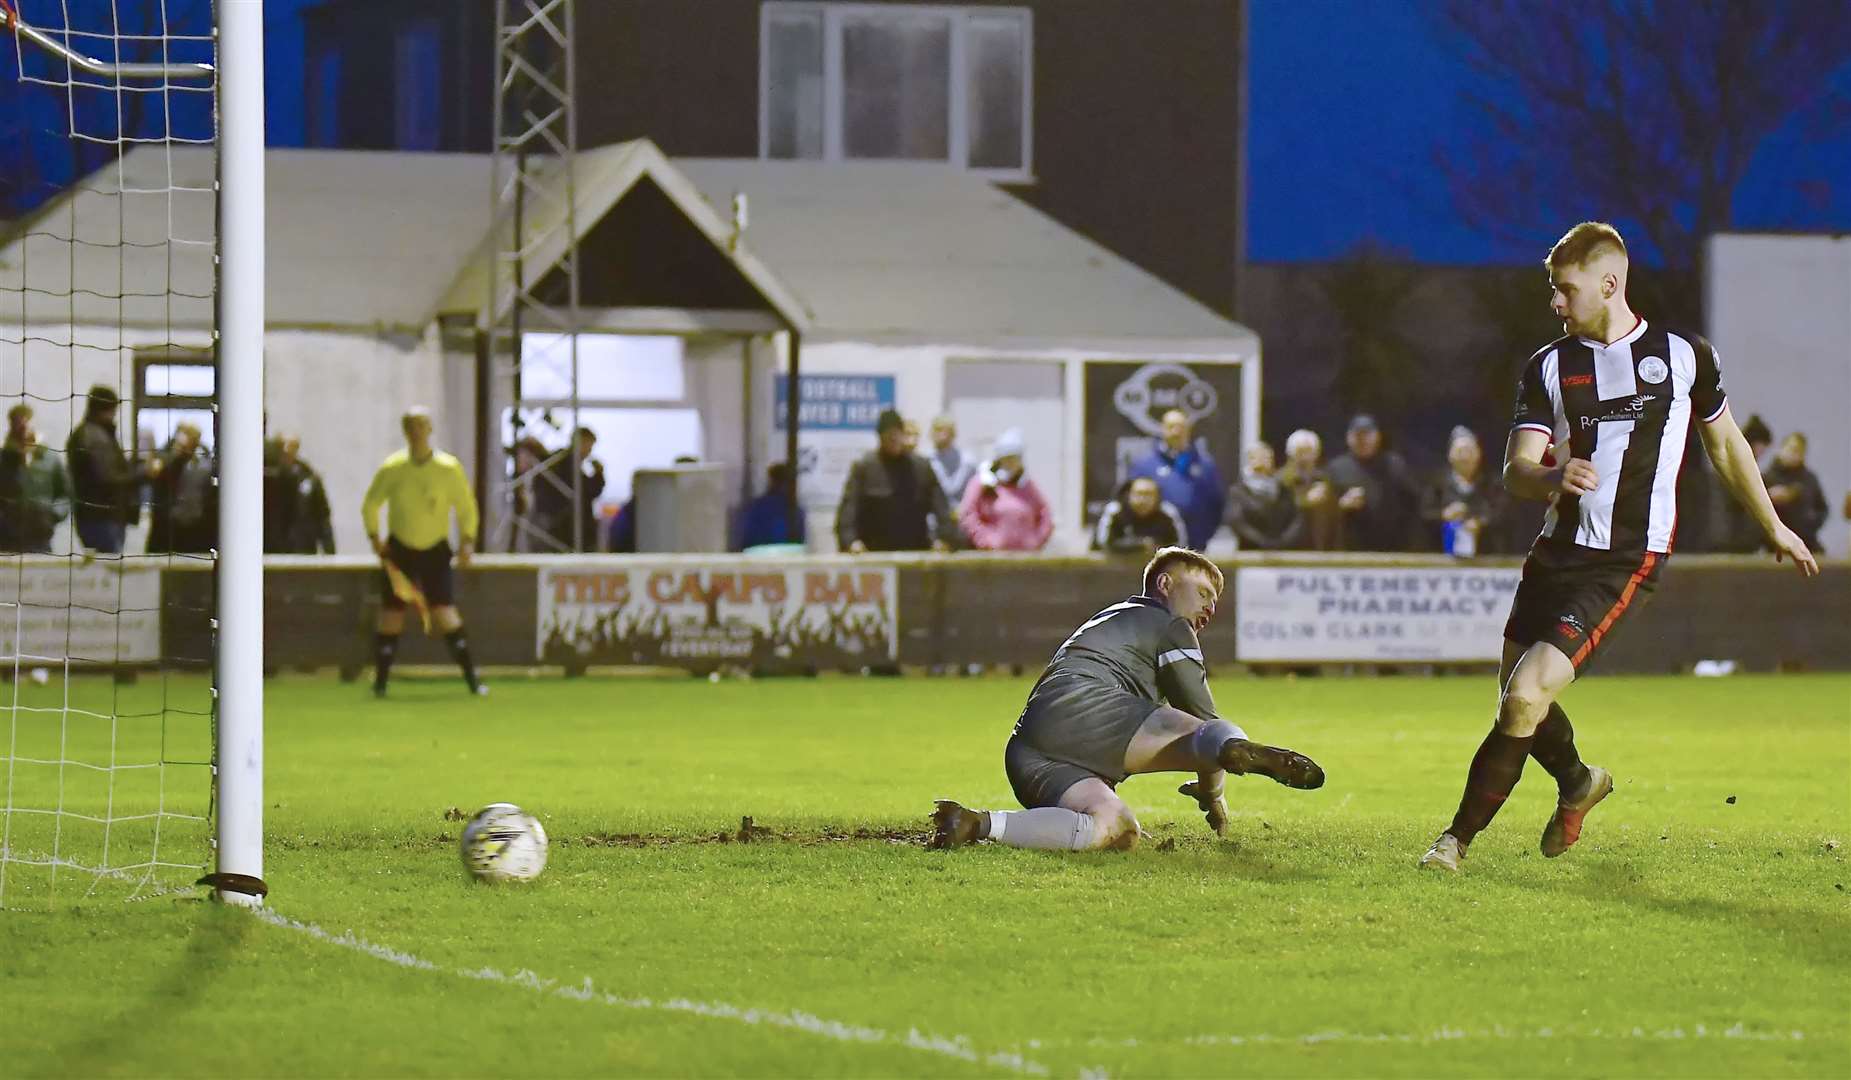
top-left (824, 402), bottom-right (1841, 560)
top-left (2, 388), bottom-right (1837, 561)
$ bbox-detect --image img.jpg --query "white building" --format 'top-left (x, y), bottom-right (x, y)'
top-left (1, 141), bottom-right (1259, 553)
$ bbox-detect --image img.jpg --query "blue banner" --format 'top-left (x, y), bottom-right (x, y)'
top-left (774, 375), bottom-right (896, 431)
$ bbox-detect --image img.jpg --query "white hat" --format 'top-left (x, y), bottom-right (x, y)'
top-left (992, 428), bottom-right (1026, 458)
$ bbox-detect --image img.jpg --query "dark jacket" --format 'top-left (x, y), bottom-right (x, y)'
top-left (1418, 469), bottom-right (1511, 554)
top-left (0, 440), bottom-right (71, 552)
top-left (535, 451), bottom-right (606, 551)
top-left (265, 445), bottom-right (336, 554)
top-left (1127, 441), bottom-right (1225, 549)
top-left (1093, 498), bottom-right (1184, 553)
top-left (1763, 460), bottom-right (1828, 553)
top-left (65, 414), bottom-right (134, 527)
top-left (835, 451), bottom-right (956, 552)
top-left (1226, 474), bottom-right (1303, 550)
top-left (147, 443), bottom-right (216, 554)
top-left (1325, 449), bottom-right (1419, 552)
top-left (738, 491), bottom-right (805, 549)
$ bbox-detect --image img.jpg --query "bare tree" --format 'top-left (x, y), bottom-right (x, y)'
top-left (1429, 0), bottom-right (1851, 318)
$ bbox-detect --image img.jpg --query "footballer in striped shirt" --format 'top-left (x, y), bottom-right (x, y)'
top-left (1419, 222), bottom-right (1819, 873)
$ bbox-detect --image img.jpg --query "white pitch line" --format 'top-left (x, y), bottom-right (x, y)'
top-left (252, 907), bottom-right (1050, 1077)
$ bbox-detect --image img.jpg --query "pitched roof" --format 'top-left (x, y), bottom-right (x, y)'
top-left (1, 141), bottom-right (1254, 351)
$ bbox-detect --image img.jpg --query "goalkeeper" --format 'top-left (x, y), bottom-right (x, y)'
top-left (931, 547), bottom-right (1324, 851)
top-left (361, 407), bottom-right (484, 697)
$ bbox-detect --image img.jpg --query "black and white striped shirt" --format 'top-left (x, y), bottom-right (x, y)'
top-left (1512, 319), bottom-right (1727, 560)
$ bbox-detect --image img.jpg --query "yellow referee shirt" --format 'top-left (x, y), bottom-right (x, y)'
top-left (361, 449), bottom-right (480, 550)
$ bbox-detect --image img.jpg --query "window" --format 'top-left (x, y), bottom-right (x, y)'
top-left (510, 334), bottom-right (705, 510)
top-left (761, 4), bottom-right (1031, 178)
top-left (393, 20), bottom-right (443, 152)
top-left (135, 349), bottom-right (216, 453)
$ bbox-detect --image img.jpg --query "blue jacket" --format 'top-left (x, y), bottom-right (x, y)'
top-left (738, 491), bottom-right (805, 549)
top-left (1128, 440), bottom-right (1225, 549)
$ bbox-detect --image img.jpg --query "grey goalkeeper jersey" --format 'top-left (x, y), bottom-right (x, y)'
top-left (1024, 594), bottom-right (1219, 720)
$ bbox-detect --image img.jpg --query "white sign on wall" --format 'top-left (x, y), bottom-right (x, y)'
top-left (1235, 566), bottom-right (1520, 662)
top-left (537, 561), bottom-right (897, 670)
top-left (0, 560), bottom-right (163, 665)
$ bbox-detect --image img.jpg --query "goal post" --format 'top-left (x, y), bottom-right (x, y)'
top-left (0, 0), bottom-right (263, 908)
top-left (215, 0), bottom-right (265, 908)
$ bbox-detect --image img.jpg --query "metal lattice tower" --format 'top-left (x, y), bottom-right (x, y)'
top-left (483, 0), bottom-right (587, 553)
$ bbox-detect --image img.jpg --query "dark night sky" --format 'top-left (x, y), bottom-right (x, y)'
top-left (258, 0), bottom-right (1851, 265)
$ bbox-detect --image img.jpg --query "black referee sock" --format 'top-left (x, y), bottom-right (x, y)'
top-left (1447, 730), bottom-right (1534, 845)
top-left (1530, 703), bottom-right (1592, 799)
top-left (373, 633), bottom-right (400, 692)
top-left (444, 629), bottom-right (480, 692)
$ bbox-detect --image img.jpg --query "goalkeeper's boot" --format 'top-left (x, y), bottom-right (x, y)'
top-left (928, 800), bottom-right (987, 849)
top-left (1540, 765), bottom-right (1612, 858)
top-left (1220, 739), bottom-right (1325, 790)
top-left (1418, 831), bottom-right (1466, 872)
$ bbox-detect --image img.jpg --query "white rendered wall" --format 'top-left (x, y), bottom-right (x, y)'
top-left (1707, 234), bottom-right (1851, 557)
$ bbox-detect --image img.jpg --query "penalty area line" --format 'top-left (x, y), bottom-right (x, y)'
top-left (250, 907), bottom-right (1051, 1077)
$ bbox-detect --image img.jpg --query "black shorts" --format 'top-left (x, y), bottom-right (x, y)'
top-left (1005, 737), bottom-right (1113, 810)
top-left (1504, 549), bottom-right (1664, 671)
top-left (379, 538), bottom-right (456, 609)
top-left (1005, 677), bottom-right (1159, 807)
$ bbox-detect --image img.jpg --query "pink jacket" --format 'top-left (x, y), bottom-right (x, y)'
top-left (959, 471), bottom-right (1054, 551)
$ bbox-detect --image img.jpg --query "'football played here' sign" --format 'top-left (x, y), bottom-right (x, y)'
top-left (1235, 565), bottom-right (1520, 663)
top-left (537, 561), bottom-right (898, 671)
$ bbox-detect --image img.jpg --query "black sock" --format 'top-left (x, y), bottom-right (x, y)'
top-left (1530, 703), bottom-right (1591, 799)
top-left (1447, 730), bottom-right (1535, 844)
top-left (373, 632), bottom-right (400, 690)
top-left (444, 629), bottom-right (480, 691)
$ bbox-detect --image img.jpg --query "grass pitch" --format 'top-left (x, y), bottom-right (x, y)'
top-left (4, 670), bottom-right (1848, 1077)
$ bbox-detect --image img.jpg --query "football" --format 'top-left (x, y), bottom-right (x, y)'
top-left (460, 803), bottom-right (549, 883)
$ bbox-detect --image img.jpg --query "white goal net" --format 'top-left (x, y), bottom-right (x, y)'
top-left (0, 0), bottom-right (226, 909)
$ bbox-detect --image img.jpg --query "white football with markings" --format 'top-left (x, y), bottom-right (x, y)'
top-left (461, 803), bottom-right (549, 883)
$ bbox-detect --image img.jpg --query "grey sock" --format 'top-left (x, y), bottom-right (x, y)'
top-left (1187, 718), bottom-right (1249, 769)
top-left (987, 808), bottom-right (1096, 851)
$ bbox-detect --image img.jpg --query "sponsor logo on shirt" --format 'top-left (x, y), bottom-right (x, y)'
top-left (1562, 373), bottom-right (1595, 388)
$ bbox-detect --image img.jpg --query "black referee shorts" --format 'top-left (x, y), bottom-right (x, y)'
top-left (1504, 550), bottom-right (1664, 672)
top-left (380, 538), bottom-right (457, 609)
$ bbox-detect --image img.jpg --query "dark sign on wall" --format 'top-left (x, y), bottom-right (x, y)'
top-left (1082, 361), bottom-right (1244, 522)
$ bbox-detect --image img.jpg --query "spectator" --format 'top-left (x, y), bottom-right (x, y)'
top-left (1719, 414), bottom-right (1775, 552)
top-left (1127, 409), bottom-right (1225, 549)
top-left (536, 427), bottom-right (605, 552)
top-left (147, 422), bottom-right (216, 554)
top-left (65, 385), bottom-right (138, 554)
top-left (901, 418), bottom-right (922, 455)
top-left (508, 435), bottom-right (550, 552)
top-left (0, 405), bottom-right (71, 553)
top-left (836, 409), bottom-right (955, 553)
top-left (926, 415), bottom-right (976, 511)
top-left (1226, 441), bottom-right (1303, 550)
top-left (958, 428), bottom-right (1053, 551)
top-left (1763, 432), bottom-right (1827, 554)
top-left (1278, 428), bottom-right (1339, 551)
top-left (738, 462), bottom-right (805, 549)
top-left (270, 435), bottom-right (336, 554)
top-left (1325, 414), bottom-right (1419, 552)
top-left (1093, 476), bottom-right (1184, 554)
top-left (1420, 427), bottom-right (1508, 556)
top-left (606, 497), bottom-right (637, 553)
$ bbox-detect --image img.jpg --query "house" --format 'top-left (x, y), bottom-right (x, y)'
top-left (301, 0), bottom-right (1248, 321)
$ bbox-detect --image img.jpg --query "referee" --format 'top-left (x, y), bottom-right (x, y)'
top-left (361, 406), bottom-right (484, 697)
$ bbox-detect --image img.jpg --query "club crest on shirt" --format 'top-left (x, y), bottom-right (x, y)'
top-left (1637, 355), bottom-right (1669, 384)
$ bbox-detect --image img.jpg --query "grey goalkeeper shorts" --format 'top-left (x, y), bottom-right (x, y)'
top-left (1004, 677), bottom-right (1161, 808)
